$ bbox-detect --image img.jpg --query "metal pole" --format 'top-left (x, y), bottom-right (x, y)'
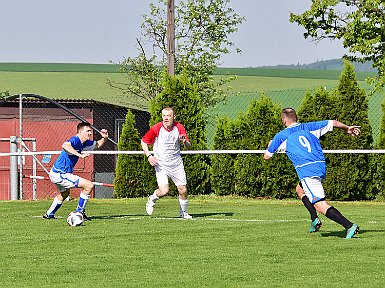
top-left (10, 136), bottom-right (18, 200)
top-left (19, 94), bottom-right (23, 199)
top-left (32, 140), bottom-right (37, 200)
top-left (167, 0), bottom-right (175, 76)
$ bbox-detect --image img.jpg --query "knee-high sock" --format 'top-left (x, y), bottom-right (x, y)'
top-left (325, 206), bottom-right (353, 229)
top-left (46, 198), bottom-right (63, 216)
top-left (76, 193), bottom-right (90, 213)
top-left (301, 196), bottom-right (318, 221)
top-left (179, 198), bottom-right (188, 214)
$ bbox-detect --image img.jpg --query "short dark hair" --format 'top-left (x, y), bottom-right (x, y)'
top-left (77, 122), bottom-right (91, 133)
top-left (281, 108), bottom-right (298, 122)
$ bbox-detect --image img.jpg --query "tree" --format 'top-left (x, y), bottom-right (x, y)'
top-left (108, 0), bottom-right (244, 108)
top-left (290, 0), bottom-right (385, 91)
top-left (149, 73), bottom-right (211, 194)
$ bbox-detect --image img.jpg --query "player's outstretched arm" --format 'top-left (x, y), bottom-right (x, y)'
top-left (332, 120), bottom-right (361, 136)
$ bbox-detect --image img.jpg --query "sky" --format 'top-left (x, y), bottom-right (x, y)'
top-left (1, 0), bottom-right (347, 67)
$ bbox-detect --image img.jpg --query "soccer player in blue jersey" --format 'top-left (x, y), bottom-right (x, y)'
top-left (264, 108), bottom-right (361, 239)
top-left (43, 122), bottom-right (108, 220)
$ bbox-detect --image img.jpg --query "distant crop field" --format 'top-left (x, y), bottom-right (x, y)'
top-left (215, 67), bottom-right (375, 81)
top-left (0, 71), bottom-right (132, 106)
top-left (1, 65), bottom-right (382, 146)
top-left (0, 62), bottom-right (120, 73)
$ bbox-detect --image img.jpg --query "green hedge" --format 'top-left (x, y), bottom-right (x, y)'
top-left (114, 110), bottom-right (157, 198)
top-left (211, 95), bottom-right (297, 198)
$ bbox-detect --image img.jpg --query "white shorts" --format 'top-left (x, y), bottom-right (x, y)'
top-left (301, 177), bottom-right (326, 204)
top-left (49, 170), bottom-right (80, 193)
top-left (155, 162), bottom-right (187, 186)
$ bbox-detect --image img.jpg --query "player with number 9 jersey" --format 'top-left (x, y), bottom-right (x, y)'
top-left (266, 120), bottom-right (333, 180)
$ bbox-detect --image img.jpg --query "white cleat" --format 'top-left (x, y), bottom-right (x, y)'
top-left (180, 212), bottom-right (193, 219)
top-left (146, 197), bottom-right (155, 215)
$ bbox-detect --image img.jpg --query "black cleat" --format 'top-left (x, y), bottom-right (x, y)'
top-left (43, 213), bottom-right (56, 219)
top-left (81, 211), bottom-right (92, 221)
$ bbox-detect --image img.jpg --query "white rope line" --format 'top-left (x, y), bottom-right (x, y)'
top-left (3, 149), bottom-right (385, 156)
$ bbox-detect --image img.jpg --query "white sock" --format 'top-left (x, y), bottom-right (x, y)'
top-left (46, 197), bottom-right (63, 216)
top-left (76, 192), bottom-right (90, 213)
top-left (149, 191), bottom-right (159, 202)
top-left (179, 198), bottom-right (188, 214)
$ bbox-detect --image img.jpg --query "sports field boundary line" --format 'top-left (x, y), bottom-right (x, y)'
top-left (33, 215), bottom-right (304, 223)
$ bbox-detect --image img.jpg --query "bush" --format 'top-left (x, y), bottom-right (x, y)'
top-left (114, 110), bottom-right (157, 198)
top-left (212, 95), bottom-right (297, 198)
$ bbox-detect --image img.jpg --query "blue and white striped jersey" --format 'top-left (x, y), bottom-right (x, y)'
top-left (52, 135), bottom-right (96, 173)
top-left (265, 120), bottom-right (333, 180)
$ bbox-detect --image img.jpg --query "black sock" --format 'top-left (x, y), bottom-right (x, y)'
top-left (325, 206), bottom-right (353, 229)
top-left (301, 196), bottom-right (318, 221)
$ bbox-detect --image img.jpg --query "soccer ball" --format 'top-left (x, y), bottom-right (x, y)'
top-left (66, 212), bottom-right (84, 227)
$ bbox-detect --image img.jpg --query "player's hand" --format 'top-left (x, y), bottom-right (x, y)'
top-left (148, 155), bottom-right (158, 166)
top-left (180, 135), bottom-right (186, 143)
top-left (79, 152), bottom-right (90, 158)
top-left (100, 129), bottom-right (108, 139)
top-left (347, 126), bottom-right (361, 136)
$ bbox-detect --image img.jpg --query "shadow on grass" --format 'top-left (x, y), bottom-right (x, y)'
top-left (320, 229), bottom-right (384, 238)
top-left (190, 212), bottom-right (234, 218)
top-left (90, 214), bottom-right (145, 220)
top-left (90, 212), bottom-right (235, 220)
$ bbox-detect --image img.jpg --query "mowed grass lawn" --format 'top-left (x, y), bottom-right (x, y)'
top-left (1, 197), bottom-right (384, 288)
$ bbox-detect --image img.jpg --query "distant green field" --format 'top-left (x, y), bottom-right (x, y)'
top-left (0, 62), bottom-right (120, 73)
top-left (215, 67), bottom-right (375, 81)
top-left (0, 71), bottom-right (345, 108)
top-left (1, 63), bottom-right (383, 146)
top-left (0, 197), bottom-right (384, 288)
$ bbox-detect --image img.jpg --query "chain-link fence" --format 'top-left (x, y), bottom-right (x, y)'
top-left (0, 94), bottom-right (150, 200)
top-left (0, 90), bottom-right (383, 200)
top-left (206, 89), bottom-right (383, 146)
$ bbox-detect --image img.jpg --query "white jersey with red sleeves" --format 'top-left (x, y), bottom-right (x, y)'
top-left (142, 121), bottom-right (189, 167)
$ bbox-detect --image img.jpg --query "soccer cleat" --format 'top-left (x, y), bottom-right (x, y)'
top-left (180, 212), bottom-right (193, 219)
top-left (43, 213), bottom-right (56, 219)
top-left (309, 218), bottom-right (322, 233)
top-left (146, 196), bottom-right (155, 215)
top-left (81, 211), bottom-right (92, 221)
top-left (345, 223), bottom-right (359, 239)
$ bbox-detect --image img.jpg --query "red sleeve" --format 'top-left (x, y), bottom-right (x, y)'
top-left (141, 122), bottom-right (162, 145)
top-left (175, 122), bottom-right (189, 142)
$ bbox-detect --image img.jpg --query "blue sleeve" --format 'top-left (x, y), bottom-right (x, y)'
top-left (267, 132), bottom-right (286, 156)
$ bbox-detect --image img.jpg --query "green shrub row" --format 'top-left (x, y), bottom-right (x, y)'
top-left (115, 62), bottom-right (385, 200)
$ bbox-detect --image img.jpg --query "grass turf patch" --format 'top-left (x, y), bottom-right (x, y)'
top-left (0, 197), bottom-right (384, 288)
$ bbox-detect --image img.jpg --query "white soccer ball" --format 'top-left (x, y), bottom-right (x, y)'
top-left (66, 212), bottom-right (84, 227)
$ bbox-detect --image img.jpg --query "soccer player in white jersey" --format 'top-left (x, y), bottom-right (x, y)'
top-left (141, 107), bottom-right (192, 219)
top-left (43, 122), bottom-right (108, 220)
top-left (264, 108), bottom-right (361, 239)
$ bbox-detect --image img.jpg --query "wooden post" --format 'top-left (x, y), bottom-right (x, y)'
top-left (167, 0), bottom-right (175, 76)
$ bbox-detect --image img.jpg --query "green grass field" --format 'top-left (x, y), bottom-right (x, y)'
top-left (1, 197), bottom-right (384, 288)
